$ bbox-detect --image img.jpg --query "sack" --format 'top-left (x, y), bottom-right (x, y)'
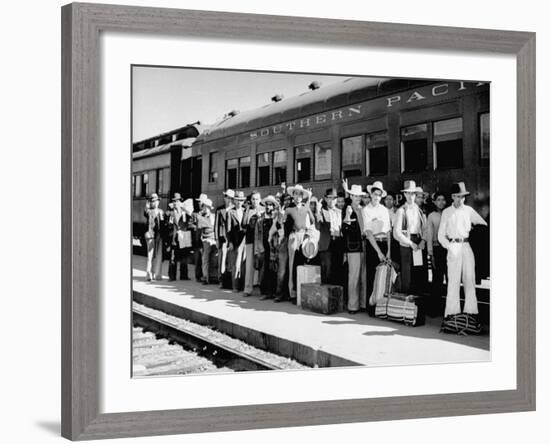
top-left (177, 230), bottom-right (192, 249)
top-left (440, 313), bottom-right (482, 335)
top-left (375, 293), bottom-right (425, 327)
top-left (369, 261), bottom-right (397, 306)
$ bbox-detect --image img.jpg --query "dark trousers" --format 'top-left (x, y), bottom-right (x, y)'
top-left (399, 235), bottom-right (428, 295)
top-left (194, 248), bottom-right (203, 281)
top-left (319, 250), bottom-right (332, 284)
top-left (366, 240), bottom-right (389, 306)
top-left (430, 244), bottom-right (448, 316)
top-left (275, 241), bottom-right (289, 300)
top-left (259, 245), bottom-right (277, 297)
top-left (320, 237), bottom-right (345, 286)
top-left (168, 246), bottom-right (190, 280)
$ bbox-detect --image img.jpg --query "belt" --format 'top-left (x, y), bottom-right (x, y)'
top-left (448, 237), bottom-right (469, 243)
top-left (374, 237), bottom-right (388, 242)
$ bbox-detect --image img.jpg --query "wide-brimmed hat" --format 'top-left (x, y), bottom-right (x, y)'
top-left (325, 188), bottom-right (338, 198)
top-left (366, 181), bottom-right (387, 198)
top-left (223, 189), bottom-right (235, 199)
top-left (347, 184), bottom-right (367, 196)
top-left (450, 182), bottom-right (470, 196)
top-left (200, 198), bottom-right (214, 209)
top-left (401, 180), bottom-right (418, 193)
top-left (301, 238), bottom-right (319, 260)
top-left (287, 184), bottom-right (312, 199)
top-left (171, 192), bottom-right (183, 202)
top-left (233, 191), bottom-right (246, 201)
top-left (182, 198), bottom-right (194, 213)
top-left (262, 195), bottom-right (279, 207)
top-left (148, 193), bottom-right (160, 202)
top-left (195, 193), bottom-right (208, 203)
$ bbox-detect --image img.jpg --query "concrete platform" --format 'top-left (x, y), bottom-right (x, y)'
top-left (132, 255), bottom-right (490, 368)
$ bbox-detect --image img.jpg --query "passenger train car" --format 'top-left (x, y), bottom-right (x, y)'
top-left (133, 76), bottom-right (490, 249)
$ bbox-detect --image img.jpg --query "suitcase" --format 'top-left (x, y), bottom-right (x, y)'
top-left (296, 265), bottom-right (321, 307)
top-left (300, 284), bottom-right (344, 315)
top-left (375, 293), bottom-right (425, 326)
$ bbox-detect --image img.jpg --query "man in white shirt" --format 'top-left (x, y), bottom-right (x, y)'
top-left (393, 181), bottom-right (428, 294)
top-left (438, 182), bottom-right (488, 318)
top-left (363, 181), bottom-right (391, 315)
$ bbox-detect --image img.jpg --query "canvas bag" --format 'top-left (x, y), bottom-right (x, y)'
top-left (375, 293), bottom-right (425, 327)
top-left (369, 261), bottom-right (397, 306)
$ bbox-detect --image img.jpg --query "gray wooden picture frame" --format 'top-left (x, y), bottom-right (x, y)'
top-left (61, 2), bottom-right (536, 440)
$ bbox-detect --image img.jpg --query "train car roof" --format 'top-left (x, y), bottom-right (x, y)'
top-left (196, 77), bottom-right (435, 143)
top-left (132, 137), bottom-right (196, 160)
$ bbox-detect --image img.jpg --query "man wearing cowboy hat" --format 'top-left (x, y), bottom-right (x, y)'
top-left (167, 192), bottom-right (192, 281)
top-left (363, 181), bottom-right (392, 315)
top-left (226, 191), bottom-right (247, 291)
top-left (254, 195), bottom-right (279, 299)
top-left (285, 184), bottom-right (316, 302)
top-left (393, 180), bottom-right (429, 295)
top-left (438, 182), bottom-right (487, 319)
top-left (317, 188), bottom-right (343, 285)
top-left (143, 193), bottom-right (164, 281)
top-left (342, 184), bottom-right (368, 313)
top-left (214, 189), bottom-right (235, 288)
top-left (195, 196), bottom-right (217, 285)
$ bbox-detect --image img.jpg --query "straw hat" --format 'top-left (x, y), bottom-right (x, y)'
top-left (262, 195), bottom-right (279, 207)
top-left (401, 180), bottom-right (418, 193)
top-left (195, 193), bottom-right (208, 203)
top-left (171, 192), bottom-right (183, 202)
top-left (233, 191), bottom-right (246, 201)
top-left (223, 189), bottom-right (235, 199)
top-left (366, 181), bottom-right (387, 198)
top-left (148, 193), bottom-right (160, 202)
top-left (347, 184), bottom-right (367, 196)
top-left (287, 184), bottom-right (312, 199)
top-left (450, 182), bottom-right (470, 196)
top-left (200, 198), bottom-right (214, 210)
top-left (301, 238), bottom-right (319, 260)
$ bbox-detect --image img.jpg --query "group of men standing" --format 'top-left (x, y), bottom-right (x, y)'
top-left (143, 179), bottom-right (488, 322)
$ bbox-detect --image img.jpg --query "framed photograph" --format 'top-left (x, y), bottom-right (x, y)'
top-left (61, 2), bottom-right (535, 440)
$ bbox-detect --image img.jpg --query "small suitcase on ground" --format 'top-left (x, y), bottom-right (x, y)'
top-left (375, 293), bottom-right (425, 327)
top-left (300, 283), bottom-right (344, 315)
top-left (296, 265), bottom-right (321, 306)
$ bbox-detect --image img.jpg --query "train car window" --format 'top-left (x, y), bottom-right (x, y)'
top-left (142, 173), bottom-right (150, 197)
top-left (273, 150), bottom-right (287, 185)
top-left (366, 131), bottom-right (388, 176)
top-left (479, 113), bottom-right (490, 163)
top-left (433, 117), bottom-right (463, 170)
top-left (239, 156), bottom-right (251, 189)
top-left (156, 168), bottom-right (163, 195)
top-left (341, 135), bottom-right (363, 178)
top-left (134, 174), bottom-right (142, 197)
top-left (295, 145), bottom-right (313, 183)
top-left (132, 175), bottom-right (136, 197)
top-left (314, 142), bottom-right (332, 181)
top-left (401, 124), bottom-right (428, 173)
top-left (256, 152), bottom-right (271, 187)
top-left (226, 159), bottom-right (238, 189)
top-left (208, 152), bottom-right (217, 183)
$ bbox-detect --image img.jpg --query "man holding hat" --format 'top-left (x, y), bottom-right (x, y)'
top-left (143, 193), bottom-right (164, 281)
top-left (215, 189), bottom-right (235, 288)
top-left (285, 184), bottom-right (315, 302)
top-left (342, 183), bottom-right (368, 313)
top-left (393, 181), bottom-right (428, 295)
top-left (363, 181), bottom-right (392, 315)
top-left (438, 182), bottom-right (487, 319)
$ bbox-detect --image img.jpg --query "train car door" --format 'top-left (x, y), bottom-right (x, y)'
top-left (180, 155), bottom-right (202, 199)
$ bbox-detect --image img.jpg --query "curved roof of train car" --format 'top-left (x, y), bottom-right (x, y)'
top-left (195, 77), bottom-right (436, 143)
top-left (132, 136), bottom-right (196, 160)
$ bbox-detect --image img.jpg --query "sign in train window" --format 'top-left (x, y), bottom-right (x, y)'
top-left (256, 152), bottom-right (271, 187)
top-left (366, 131), bottom-right (388, 176)
top-left (401, 124), bottom-right (428, 173)
top-left (273, 149), bottom-right (287, 185)
top-left (295, 145), bottom-right (313, 183)
top-left (341, 135), bottom-right (363, 178)
top-left (433, 117), bottom-right (463, 170)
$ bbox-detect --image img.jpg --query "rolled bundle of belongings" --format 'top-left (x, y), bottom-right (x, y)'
top-left (369, 260), bottom-right (398, 307)
top-left (440, 313), bottom-right (482, 335)
top-left (375, 293), bottom-right (425, 327)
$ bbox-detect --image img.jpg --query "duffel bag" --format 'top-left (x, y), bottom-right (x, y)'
top-left (369, 261), bottom-right (397, 306)
top-left (375, 293), bottom-right (425, 327)
top-left (440, 313), bottom-right (482, 335)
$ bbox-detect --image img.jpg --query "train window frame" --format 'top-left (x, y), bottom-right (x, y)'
top-left (142, 172), bottom-right (149, 197)
top-left (256, 152), bottom-right (271, 187)
top-left (366, 131), bottom-right (389, 177)
top-left (226, 158), bottom-right (238, 190)
top-left (208, 151), bottom-right (217, 183)
top-left (155, 168), bottom-right (163, 195)
top-left (272, 149), bottom-right (287, 186)
top-left (432, 117), bottom-right (464, 170)
top-left (239, 156), bottom-right (251, 189)
top-left (400, 123), bottom-right (429, 173)
top-left (479, 112), bottom-right (490, 165)
top-left (294, 144), bottom-right (313, 183)
top-left (341, 135), bottom-right (364, 178)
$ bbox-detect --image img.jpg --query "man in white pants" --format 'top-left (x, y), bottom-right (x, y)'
top-left (438, 182), bottom-right (488, 318)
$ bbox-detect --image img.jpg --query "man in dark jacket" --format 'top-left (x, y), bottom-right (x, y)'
top-left (318, 188), bottom-right (343, 285)
top-left (215, 189), bottom-right (234, 288)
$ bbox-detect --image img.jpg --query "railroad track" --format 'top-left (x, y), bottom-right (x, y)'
top-left (133, 302), bottom-right (306, 376)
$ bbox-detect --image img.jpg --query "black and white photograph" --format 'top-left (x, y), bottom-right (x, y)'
top-left (131, 67), bottom-right (491, 377)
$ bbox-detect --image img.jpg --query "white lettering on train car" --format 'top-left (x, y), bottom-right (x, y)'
top-left (432, 84), bottom-right (449, 96)
top-left (406, 91), bottom-right (426, 103)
